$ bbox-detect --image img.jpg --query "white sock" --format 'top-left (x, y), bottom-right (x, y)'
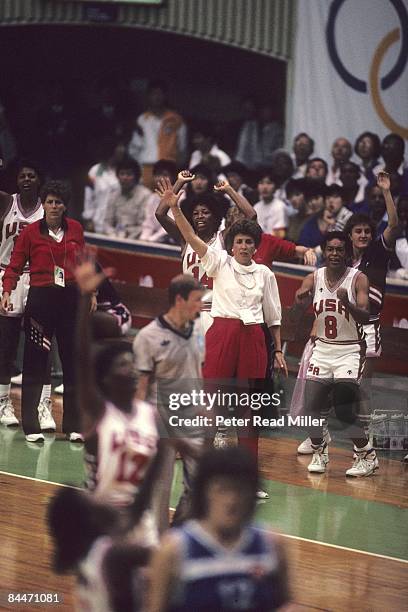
top-left (0, 383), bottom-right (11, 399)
top-left (354, 442), bottom-right (372, 453)
top-left (40, 385), bottom-right (52, 402)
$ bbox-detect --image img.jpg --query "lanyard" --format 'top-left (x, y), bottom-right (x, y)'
top-left (47, 230), bottom-right (67, 271)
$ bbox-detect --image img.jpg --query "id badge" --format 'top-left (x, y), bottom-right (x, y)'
top-left (54, 265), bottom-right (65, 288)
top-left (239, 308), bottom-right (257, 325)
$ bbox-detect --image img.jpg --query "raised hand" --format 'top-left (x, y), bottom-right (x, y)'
top-left (155, 177), bottom-right (183, 209)
top-left (177, 170), bottom-right (195, 183)
top-left (377, 171), bottom-right (390, 191)
top-left (74, 261), bottom-right (110, 295)
top-left (214, 179), bottom-right (231, 193)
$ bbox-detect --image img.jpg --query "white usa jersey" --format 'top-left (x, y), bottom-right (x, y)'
top-left (182, 231), bottom-right (224, 311)
top-left (312, 267), bottom-right (365, 344)
top-left (0, 194), bottom-right (43, 272)
top-left (85, 400), bottom-right (158, 507)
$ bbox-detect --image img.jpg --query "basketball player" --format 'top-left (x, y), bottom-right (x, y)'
top-left (291, 231), bottom-right (377, 477)
top-left (74, 261), bottom-right (160, 546)
top-left (0, 161), bottom-right (55, 430)
top-left (148, 447), bottom-right (290, 612)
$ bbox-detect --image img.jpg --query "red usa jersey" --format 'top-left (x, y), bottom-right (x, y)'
top-left (182, 231), bottom-right (224, 310)
top-left (0, 194), bottom-right (43, 271)
top-left (312, 267), bottom-right (365, 344)
top-left (85, 400), bottom-right (158, 507)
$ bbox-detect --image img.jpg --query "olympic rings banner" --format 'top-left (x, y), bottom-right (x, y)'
top-left (290, 0), bottom-right (408, 160)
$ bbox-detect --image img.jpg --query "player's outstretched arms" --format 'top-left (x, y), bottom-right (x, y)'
top-left (155, 176), bottom-right (185, 245)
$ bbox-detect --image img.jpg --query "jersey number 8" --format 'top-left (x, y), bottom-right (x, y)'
top-left (324, 315), bottom-right (338, 339)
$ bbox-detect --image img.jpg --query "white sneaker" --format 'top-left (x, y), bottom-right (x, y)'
top-left (346, 450), bottom-right (378, 477)
top-left (68, 432), bottom-right (84, 443)
top-left (298, 428), bottom-right (331, 454)
top-left (214, 430), bottom-right (228, 449)
top-left (403, 454), bottom-right (408, 462)
top-left (0, 398), bottom-right (19, 426)
top-left (54, 383), bottom-right (64, 395)
top-left (25, 433), bottom-right (45, 443)
top-left (256, 489), bottom-right (269, 499)
top-left (10, 373), bottom-right (23, 386)
top-left (38, 398), bottom-right (56, 431)
top-left (307, 444), bottom-right (329, 473)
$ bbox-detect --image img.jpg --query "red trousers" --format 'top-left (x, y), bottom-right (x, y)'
top-left (203, 318), bottom-right (268, 463)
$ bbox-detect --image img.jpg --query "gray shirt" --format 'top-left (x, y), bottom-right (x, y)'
top-left (104, 184), bottom-right (152, 239)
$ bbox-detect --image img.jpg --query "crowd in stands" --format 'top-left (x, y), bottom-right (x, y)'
top-left (1, 80), bottom-right (407, 277)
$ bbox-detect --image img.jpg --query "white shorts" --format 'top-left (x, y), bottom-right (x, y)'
top-left (307, 338), bottom-right (366, 383)
top-left (0, 270), bottom-right (30, 317)
top-left (364, 321), bottom-right (382, 358)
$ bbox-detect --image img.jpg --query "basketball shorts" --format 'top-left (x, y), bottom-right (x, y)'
top-left (307, 338), bottom-right (366, 383)
top-left (364, 321), bottom-right (382, 358)
top-left (0, 270), bottom-right (30, 317)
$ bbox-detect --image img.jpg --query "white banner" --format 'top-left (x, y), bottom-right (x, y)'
top-left (290, 0), bottom-right (408, 160)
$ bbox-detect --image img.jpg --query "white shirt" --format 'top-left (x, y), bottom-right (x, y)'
top-left (200, 246), bottom-right (281, 327)
top-left (396, 237), bottom-right (408, 270)
top-left (128, 112), bottom-right (187, 165)
top-left (253, 198), bottom-right (288, 233)
top-left (83, 164), bottom-right (120, 233)
top-left (189, 144), bottom-right (231, 169)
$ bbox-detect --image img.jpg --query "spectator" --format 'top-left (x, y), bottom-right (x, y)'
top-left (221, 161), bottom-right (257, 205)
top-left (271, 150), bottom-right (295, 200)
top-left (306, 157), bottom-right (328, 183)
top-left (285, 178), bottom-right (307, 217)
top-left (325, 184), bottom-right (352, 231)
top-left (374, 133), bottom-right (408, 195)
top-left (292, 132), bottom-right (314, 178)
top-left (0, 103), bottom-right (17, 171)
top-left (326, 137), bottom-right (352, 185)
top-left (287, 182), bottom-right (326, 244)
top-left (236, 101), bottom-right (283, 168)
top-left (82, 140), bottom-right (125, 233)
top-left (104, 157), bottom-right (151, 240)
top-left (298, 205), bottom-right (336, 249)
top-left (140, 160), bottom-right (177, 243)
top-left (393, 195), bottom-right (408, 276)
top-left (254, 168), bottom-right (288, 237)
top-left (128, 81), bottom-right (187, 188)
top-left (354, 131), bottom-right (381, 183)
top-left (340, 161), bottom-right (367, 208)
top-left (189, 123), bottom-right (231, 173)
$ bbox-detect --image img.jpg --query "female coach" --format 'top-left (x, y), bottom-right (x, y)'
top-left (1, 180), bottom-right (90, 442)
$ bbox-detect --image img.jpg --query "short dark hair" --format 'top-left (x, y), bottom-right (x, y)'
top-left (256, 166), bottom-right (277, 184)
top-left (222, 161), bottom-right (249, 182)
top-left (153, 159), bottom-right (177, 181)
top-left (190, 447), bottom-right (258, 520)
top-left (286, 178), bottom-right (308, 198)
top-left (168, 274), bottom-right (204, 306)
top-left (325, 184), bottom-right (345, 199)
top-left (40, 180), bottom-right (71, 205)
top-left (94, 340), bottom-right (133, 395)
top-left (181, 192), bottom-right (229, 232)
top-left (321, 230), bottom-right (347, 251)
top-left (344, 213), bottom-right (377, 240)
top-left (15, 159), bottom-right (43, 185)
top-left (354, 131), bottom-right (381, 159)
top-left (116, 156), bottom-right (141, 183)
top-left (304, 180), bottom-right (328, 200)
top-left (306, 157), bottom-right (329, 174)
top-left (294, 132), bottom-right (315, 151)
top-left (224, 219), bottom-right (263, 253)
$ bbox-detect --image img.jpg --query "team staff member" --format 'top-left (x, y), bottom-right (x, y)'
top-left (148, 447), bottom-right (290, 612)
top-left (1, 180), bottom-right (89, 442)
top-left (164, 186), bottom-right (287, 495)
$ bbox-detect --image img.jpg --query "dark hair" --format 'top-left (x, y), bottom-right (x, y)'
top-left (320, 230), bottom-right (347, 251)
top-left (190, 163), bottom-right (214, 185)
top-left (340, 161), bottom-right (361, 176)
top-left (40, 180), bottom-right (71, 205)
top-left (256, 166), bottom-right (277, 184)
top-left (325, 184), bottom-right (345, 199)
top-left (344, 213), bottom-right (377, 240)
top-left (304, 180), bottom-right (328, 200)
top-left (190, 447), bottom-right (258, 520)
top-left (306, 157), bottom-right (329, 174)
top-left (222, 161), bottom-right (249, 182)
top-left (294, 132), bottom-right (315, 151)
top-left (15, 159), bottom-right (44, 186)
top-left (48, 488), bottom-right (118, 572)
top-left (181, 192), bottom-right (229, 232)
top-left (116, 156), bottom-right (141, 183)
top-left (382, 132), bottom-right (405, 156)
top-left (168, 274), bottom-right (204, 306)
top-left (354, 131), bottom-right (381, 159)
top-left (152, 159), bottom-right (177, 182)
top-left (94, 340), bottom-right (133, 395)
top-left (286, 178), bottom-right (308, 198)
top-left (224, 219), bottom-right (263, 253)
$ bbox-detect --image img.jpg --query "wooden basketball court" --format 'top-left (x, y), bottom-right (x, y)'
top-left (0, 390), bottom-right (406, 611)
